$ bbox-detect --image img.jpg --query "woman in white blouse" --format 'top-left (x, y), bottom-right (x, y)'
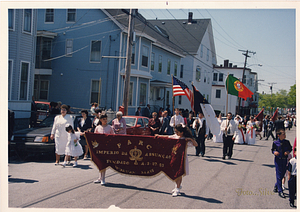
top-left (50, 104), bottom-right (74, 165)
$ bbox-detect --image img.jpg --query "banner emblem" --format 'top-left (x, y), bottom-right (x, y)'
top-left (129, 146), bottom-right (143, 165)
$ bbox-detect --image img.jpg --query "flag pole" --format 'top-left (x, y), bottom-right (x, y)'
top-left (172, 74), bottom-right (174, 116)
top-left (226, 72), bottom-right (229, 115)
top-left (191, 81), bottom-right (195, 117)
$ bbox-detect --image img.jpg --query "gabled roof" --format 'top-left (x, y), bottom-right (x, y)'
top-left (104, 9), bottom-right (185, 57)
top-left (148, 19), bottom-right (211, 54)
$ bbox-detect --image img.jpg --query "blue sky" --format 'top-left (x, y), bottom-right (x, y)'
top-left (139, 9), bottom-right (296, 95)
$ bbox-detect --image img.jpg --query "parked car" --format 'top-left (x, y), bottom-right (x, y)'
top-left (10, 114), bottom-right (93, 157)
top-left (34, 101), bottom-right (51, 122)
top-left (109, 116), bottom-right (151, 135)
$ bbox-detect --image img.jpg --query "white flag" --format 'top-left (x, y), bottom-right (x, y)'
top-left (200, 103), bottom-right (220, 135)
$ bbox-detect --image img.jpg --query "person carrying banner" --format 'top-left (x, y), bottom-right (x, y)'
top-left (162, 124), bottom-right (198, 197)
top-left (94, 113), bottom-right (114, 185)
top-left (159, 111), bottom-right (173, 135)
top-left (192, 112), bottom-right (209, 157)
top-left (220, 112), bottom-right (238, 159)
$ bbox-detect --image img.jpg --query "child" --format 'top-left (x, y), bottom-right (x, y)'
top-left (288, 147), bottom-right (297, 208)
top-left (93, 113), bottom-right (114, 185)
top-left (63, 124), bottom-right (84, 167)
top-left (282, 152), bottom-right (292, 190)
top-left (157, 124), bottom-right (198, 197)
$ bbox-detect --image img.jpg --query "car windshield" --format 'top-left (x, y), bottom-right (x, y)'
top-left (38, 115), bottom-right (56, 127)
top-left (124, 117), bottom-right (136, 127)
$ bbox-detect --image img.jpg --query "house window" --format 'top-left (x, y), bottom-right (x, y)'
top-left (45, 9), bottom-right (54, 23)
top-left (219, 73), bottom-right (223, 82)
top-left (204, 70), bottom-right (207, 83)
top-left (178, 96), bottom-right (182, 105)
top-left (66, 39), bottom-right (73, 57)
top-left (8, 9), bottom-right (14, 30)
top-left (129, 82), bottom-right (133, 106)
top-left (200, 44), bottom-right (203, 58)
top-left (23, 9), bottom-right (32, 33)
top-left (207, 94), bottom-right (209, 102)
top-left (216, 89), bottom-right (221, 98)
top-left (158, 55), bottom-right (162, 73)
top-left (90, 80), bottom-right (101, 104)
top-left (39, 80), bottom-right (49, 100)
top-left (206, 48), bottom-right (209, 61)
top-left (180, 65), bottom-right (183, 78)
top-left (196, 66), bottom-right (201, 81)
top-left (213, 73), bottom-right (218, 81)
top-left (166, 91), bottom-right (170, 106)
top-left (8, 60), bottom-right (13, 99)
top-left (19, 62), bottom-right (30, 100)
top-left (243, 75), bottom-right (246, 84)
top-left (90, 40), bottom-right (101, 62)
top-left (67, 9), bottom-right (76, 22)
top-left (167, 59), bottom-right (171, 75)
top-left (142, 46), bottom-right (149, 67)
top-left (131, 43), bottom-right (135, 64)
top-left (151, 52), bottom-right (155, 71)
top-left (174, 61), bottom-right (178, 76)
top-left (249, 78), bottom-right (253, 86)
top-left (139, 83), bottom-right (147, 106)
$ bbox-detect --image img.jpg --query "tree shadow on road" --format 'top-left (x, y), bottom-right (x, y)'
top-left (104, 183), bottom-right (222, 203)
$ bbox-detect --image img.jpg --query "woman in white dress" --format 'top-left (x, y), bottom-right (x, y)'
top-left (234, 115), bottom-right (245, 144)
top-left (246, 116), bottom-right (256, 145)
top-left (50, 104), bottom-right (74, 165)
top-left (213, 113), bottom-right (223, 143)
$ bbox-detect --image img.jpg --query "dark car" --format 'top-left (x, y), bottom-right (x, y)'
top-left (109, 116), bottom-right (151, 135)
top-left (10, 114), bottom-right (93, 157)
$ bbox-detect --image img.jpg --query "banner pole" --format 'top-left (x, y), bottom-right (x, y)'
top-left (172, 74), bottom-right (174, 116)
top-left (226, 73), bottom-right (229, 116)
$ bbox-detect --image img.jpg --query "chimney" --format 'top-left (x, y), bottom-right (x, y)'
top-left (224, 60), bottom-right (229, 68)
top-left (188, 12), bottom-right (193, 24)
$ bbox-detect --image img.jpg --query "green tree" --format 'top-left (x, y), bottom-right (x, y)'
top-left (287, 84), bottom-right (296, 107)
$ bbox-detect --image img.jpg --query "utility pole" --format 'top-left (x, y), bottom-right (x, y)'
top-left (123, 9), bottom-right (137, 116)
top-left (268, 82), bottom-right (277, 96)
top-left (237, 49), bottom-right (256, 115)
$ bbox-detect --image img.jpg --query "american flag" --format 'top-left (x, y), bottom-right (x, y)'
top-left (173, 76), bottom-right (194, 110)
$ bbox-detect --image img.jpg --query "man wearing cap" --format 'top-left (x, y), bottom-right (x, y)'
top-left (271, 128), bottom-right (292, 198)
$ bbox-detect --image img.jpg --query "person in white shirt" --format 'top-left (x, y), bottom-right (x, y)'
top-left (169, 108), bottom-right (185, 128)
top-left (192, 112), bottom-right (209, 156)
top-left (220, 112), bottom-right (238, 160)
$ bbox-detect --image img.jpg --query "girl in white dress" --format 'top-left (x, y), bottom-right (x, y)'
top-left (50, 104), bottom-right (74, 165)
top-left (234, 115), bottom-right (245, 144)
top-left (94, 113), bottom-right (114, 185)
top-left (62, 125), bottom-right (84, 167)
top-left (159, 124), bottom-right (198, 197)
top-left (246, 116), bottom-right (256, 145)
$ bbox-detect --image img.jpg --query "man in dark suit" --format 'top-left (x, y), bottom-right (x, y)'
top-left (144, 104), bottom-right (151, 118)
top-left (192, 112), bottom-right (209, 157)
top-left (263, 115), bottom-right (269, 137)
top-left (135, 107), bottom-right (142, 116)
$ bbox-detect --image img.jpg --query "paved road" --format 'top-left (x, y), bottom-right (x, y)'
top-left (6, 127), bottom-right (297, 210)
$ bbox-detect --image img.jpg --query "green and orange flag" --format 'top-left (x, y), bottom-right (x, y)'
top-left (226, 75), bottom-right (253, 100)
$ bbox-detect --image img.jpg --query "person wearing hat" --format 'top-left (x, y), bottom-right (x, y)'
top-left (271, 128), bottom-right (292, 198)
top-left (112, 111), bottom-right (127, 134)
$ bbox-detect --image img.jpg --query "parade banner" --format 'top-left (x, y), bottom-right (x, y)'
top-left (85, 132), bottom-right (187, 181)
